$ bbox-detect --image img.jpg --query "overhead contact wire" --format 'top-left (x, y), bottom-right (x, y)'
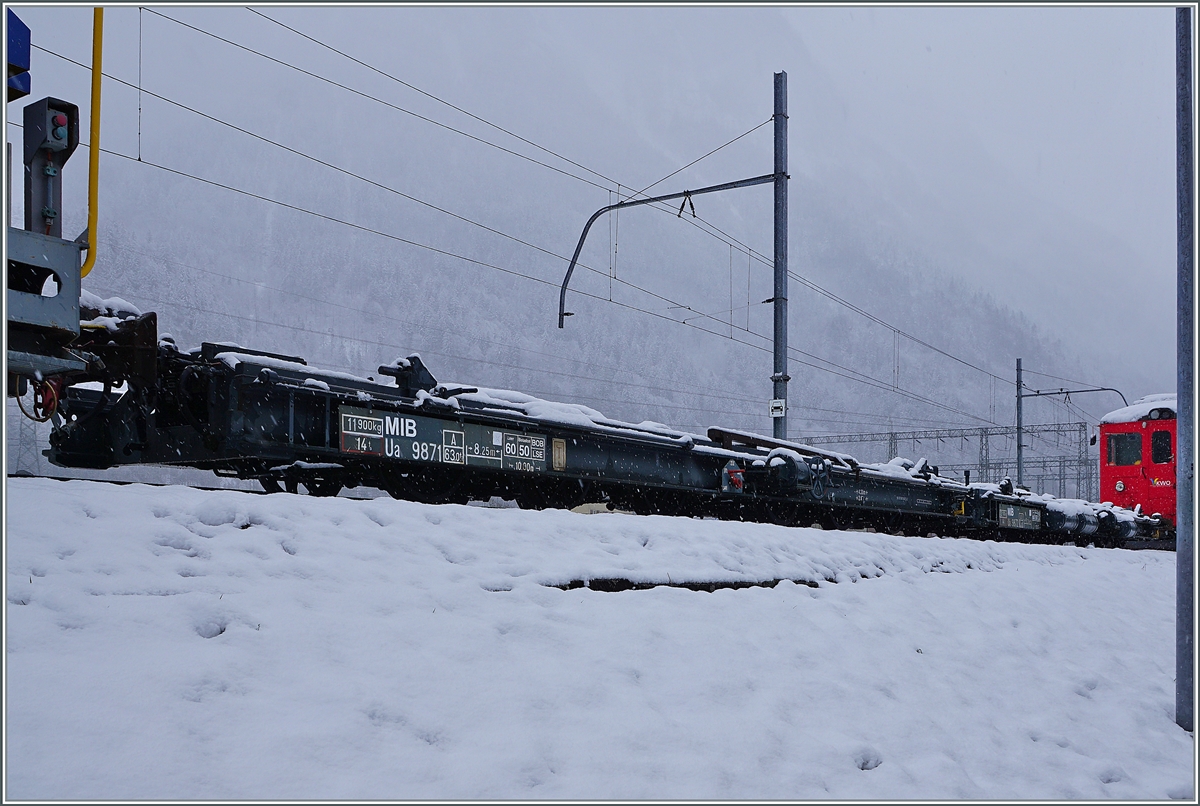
top-left (143, 8), bottom-right (614, 193)
top-left (84, 134), bottom-right (996, 426)
top-left (41, 19), bottom-right (1008, 426)
top-left (139, 13), bottom-right (1047, 414)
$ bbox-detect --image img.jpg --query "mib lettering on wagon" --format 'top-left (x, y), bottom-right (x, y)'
top-left (377, 412), bottom-right (464, 464)
top-left (337, 405), bottom-right (544, 472)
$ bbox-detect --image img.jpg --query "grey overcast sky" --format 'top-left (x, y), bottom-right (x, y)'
top-left (790, 5), bottom-right (1180, 389)
top-left (5, 3), bottom-right (1186, 433)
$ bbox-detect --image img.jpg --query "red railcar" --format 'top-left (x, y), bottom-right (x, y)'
top-left (1098, 394), bottom-right (1177, 525)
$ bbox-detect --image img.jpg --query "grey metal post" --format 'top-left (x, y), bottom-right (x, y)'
top-left (772, 71), bottom-right (789, 440)
top-left (1016, 358), bottom-right (1024, 487)
top-left (1078, 422), bottom-right (1089, 500)
top-left (1176, 4), bottom-right (1194, 734)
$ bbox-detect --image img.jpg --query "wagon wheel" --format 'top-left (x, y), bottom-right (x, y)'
top-left (305, 479), bottom-right (343, 498)
top-left (514, 489), bottom-right (549, 510)
top-left (386, 470), bottom-right (467, 504)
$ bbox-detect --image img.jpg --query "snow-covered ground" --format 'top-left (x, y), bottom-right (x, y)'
top-left (4, 477), bottom-right (1194, 800)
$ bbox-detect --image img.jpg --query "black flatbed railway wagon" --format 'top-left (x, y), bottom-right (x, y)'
top-left (43, 328), bottom-right (1160, 548)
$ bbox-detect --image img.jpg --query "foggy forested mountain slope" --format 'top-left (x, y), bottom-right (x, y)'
top-left (8, 6), bottom-right (1174, 483)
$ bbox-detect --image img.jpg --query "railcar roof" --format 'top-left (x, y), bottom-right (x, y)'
top-left (1099, 394), bottom-right (1177, 424)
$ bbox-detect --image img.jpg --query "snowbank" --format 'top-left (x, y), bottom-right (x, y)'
top-left (4, 478), bottom-right (1192, 800)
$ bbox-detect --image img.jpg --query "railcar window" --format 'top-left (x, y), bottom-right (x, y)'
top-left (1106, 432), bottom-right (1142, 466)
top-left (1152, 430), bottom-right (1173, 464)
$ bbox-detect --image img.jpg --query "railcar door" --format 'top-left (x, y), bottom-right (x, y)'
top-left (1101, 423), bottom-right (1144, 510)
top-left (1144, 421), bottom-right (1177, 524)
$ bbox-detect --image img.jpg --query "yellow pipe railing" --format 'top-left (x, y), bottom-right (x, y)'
top-left (80, 7), bottom-right (102, 278)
